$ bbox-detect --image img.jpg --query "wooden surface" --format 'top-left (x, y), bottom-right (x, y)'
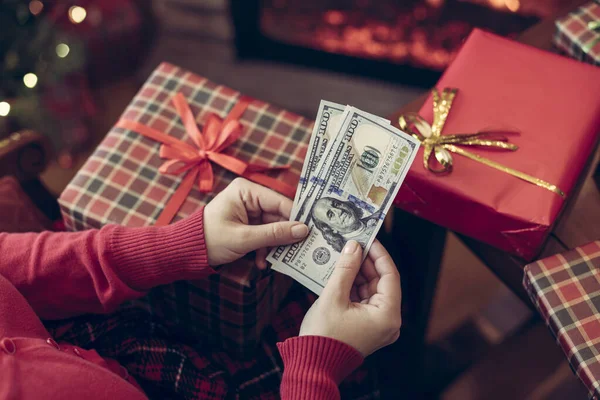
top-left (387, 0), bottom-right (599, 301)
top-left (443, 322), bottom-right (588, 400)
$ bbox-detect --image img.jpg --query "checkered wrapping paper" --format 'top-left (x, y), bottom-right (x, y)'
top-left (45, 283), bottom-right (380, 399)
top-left (59, 62), bottom-right (312, 356)
top-left (554, 1), bottom-right (600, 67)
top-left (524, 241), bottom-right (600, 399)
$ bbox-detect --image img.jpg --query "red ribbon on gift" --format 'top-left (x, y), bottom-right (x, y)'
top-left (116, 93), bottom-right (295, 226)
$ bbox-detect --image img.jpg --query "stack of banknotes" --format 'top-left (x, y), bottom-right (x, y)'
top-left (266, 101), bottom-right (420, 295)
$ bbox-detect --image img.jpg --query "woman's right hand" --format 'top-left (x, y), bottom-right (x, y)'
top-left (299, 239), bottom-right (402, 357)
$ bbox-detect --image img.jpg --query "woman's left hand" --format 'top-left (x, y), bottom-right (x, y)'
top-left (203, 178), bottom-right (309, 268)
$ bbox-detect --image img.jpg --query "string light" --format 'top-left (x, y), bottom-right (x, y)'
top-left (56, 43), bottom-right (70, 58)
top-left (29, 0), bottom-right (43, 15)
top-left (68, 6), bottom-right (87, 24)
top-left (0, 102), bottom-right (10, 117)
top-left (23, 73), bottom-right (38, 88)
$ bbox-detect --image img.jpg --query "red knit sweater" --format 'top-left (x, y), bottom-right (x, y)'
top-left (0, 209), bottom-right (363, 399)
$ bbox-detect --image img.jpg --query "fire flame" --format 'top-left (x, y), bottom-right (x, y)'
top-left (261, 0), bottom-right (561, 70)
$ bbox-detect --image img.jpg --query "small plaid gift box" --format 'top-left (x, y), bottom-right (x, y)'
top-left (554, 1), bottom-right (600, 67)
top-left (59, 62), bottom-right (312, 355)
top-left (524, 241), bottom-right (600, 399)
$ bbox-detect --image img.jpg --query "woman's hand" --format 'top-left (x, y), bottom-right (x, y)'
top-left (299, 240), bottom-right (402, 357)
top-left (203, 178), bottom-right (309, 267)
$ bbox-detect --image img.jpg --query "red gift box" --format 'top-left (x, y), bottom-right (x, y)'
top-left (394, 29), bottom-right (600, 260)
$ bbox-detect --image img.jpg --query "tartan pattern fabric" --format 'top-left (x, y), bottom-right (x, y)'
top-left (524, 241), bottom-right (600, 399)
top-left (144, 257), bottom-right (293, 354)
top-left (44, 283), bottom-right (380, 400)
top-left (554, 1), bottom-right (600, 67)
top-left (58, 62), bottom-right (312, 355)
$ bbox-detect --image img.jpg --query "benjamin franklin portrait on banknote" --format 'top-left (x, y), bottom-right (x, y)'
top-left (311, 197), bottom-right (382, 252)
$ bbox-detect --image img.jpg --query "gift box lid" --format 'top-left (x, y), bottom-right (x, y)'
top-left (524, 241), bottom-right (600, 399)
top-left (396, 29), bottom-right (600, 260)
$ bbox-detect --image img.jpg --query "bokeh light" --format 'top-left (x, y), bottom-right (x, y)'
top-left (505, 0), bottom-right (520, 12)
top-left (68, 6), bottom-right (86, 24)
top-left (23, 73), bottom-right (38, 88)
top-left (0, 102), bottom-right (10, 117)
top-left (56, 43), bottom-right (70, 58)
top-left (29, 0), bottom-right (43, 15)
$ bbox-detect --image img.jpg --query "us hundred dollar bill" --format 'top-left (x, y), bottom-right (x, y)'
top-left (292, 103), bottom-right (390, 216)
top-left (268, 110), bottom-right (420, 294)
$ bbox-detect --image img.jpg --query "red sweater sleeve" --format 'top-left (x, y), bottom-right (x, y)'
top-left (277, 336), bottom-right (364, 400)
top-left (0, 208), bottom-right (212, 320)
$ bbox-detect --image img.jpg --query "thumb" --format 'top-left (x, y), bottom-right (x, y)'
top-left (321, 240), bottom-right (362, 302)
top-left (241, 221), bottom-right (309, 252)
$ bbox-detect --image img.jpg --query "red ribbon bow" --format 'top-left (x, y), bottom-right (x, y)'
top-left (116, 93), bottom-right (295, 226)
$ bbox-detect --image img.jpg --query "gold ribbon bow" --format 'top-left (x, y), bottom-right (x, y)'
top-left (399, 88), bottom-right (564, 197)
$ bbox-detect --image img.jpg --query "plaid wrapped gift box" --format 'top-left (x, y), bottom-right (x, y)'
top-left (554, 1), bottom-right (600, 67)
top-left (524, 241), bottom-right (600, 399)
top-left (59, 62), bottom-right (312, 356)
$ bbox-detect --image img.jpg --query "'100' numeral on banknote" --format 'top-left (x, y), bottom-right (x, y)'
top-left (267, 107), bottom-right (420, 295)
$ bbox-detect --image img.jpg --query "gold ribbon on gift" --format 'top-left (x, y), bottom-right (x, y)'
top-left (398, 88), bottom-right (565, 197)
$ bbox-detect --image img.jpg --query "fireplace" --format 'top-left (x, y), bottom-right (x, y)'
top-left (231, 0), bottom-right (570, 87)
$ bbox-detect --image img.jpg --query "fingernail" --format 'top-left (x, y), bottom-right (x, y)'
top-left (291, 223), bottom-right (309, 239)
top-left (343, 240), bottom-right (359, 254)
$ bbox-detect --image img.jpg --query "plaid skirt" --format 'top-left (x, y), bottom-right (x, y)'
top-left (44, 283), bottom-right (380, 400)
